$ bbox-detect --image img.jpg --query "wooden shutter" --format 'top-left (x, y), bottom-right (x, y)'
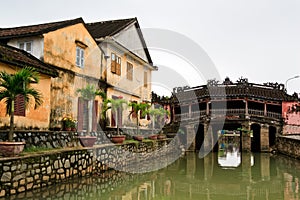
top-left (111, 110), bottom-right (116, 127)
top-left (14, 95), bottom-right (25, 116)
top-left (144, 71), bottom-right (148, 87)
top-left (92, 100), bottom-right (98, 131)
top-left (116, 57), bottom-right (121, 76)
top-left (127, 62), bottom-right (133, 80)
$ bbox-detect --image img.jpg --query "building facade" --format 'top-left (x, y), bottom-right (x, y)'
top-left (0, 43), bottom-right (58, 129)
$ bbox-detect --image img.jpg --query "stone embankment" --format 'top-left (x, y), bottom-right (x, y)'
top-left (0, 138), bottom-right (181, 197)
top-left (276, 135), bottom-right (300, 159)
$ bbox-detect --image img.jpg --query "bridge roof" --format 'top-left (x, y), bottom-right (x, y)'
top-left (173, 83), bottom-right (298, 102)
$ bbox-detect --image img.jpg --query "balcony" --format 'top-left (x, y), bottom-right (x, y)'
top-left (175, 108), bottom-right (282, 122)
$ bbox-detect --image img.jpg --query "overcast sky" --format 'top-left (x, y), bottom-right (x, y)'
top-left (1, 0), bottom-right (299, 95)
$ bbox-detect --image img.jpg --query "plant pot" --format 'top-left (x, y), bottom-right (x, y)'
top-left (133, 135), bottom-right (144, 141)
top-left (157, 134), bottom-right (166, 140)
top-left (148, 135), bottom-right (158, 140)
top-left (0, 141), bottom-right (25, 157)
top-left (78, 136), bottom-right (97, 147)
top-left (111, 135), bottom-right (126, 144)
top-left (65, 127), bottom-right (71, 131)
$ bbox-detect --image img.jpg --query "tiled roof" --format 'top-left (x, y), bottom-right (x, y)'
top-left (0, 43), bottom-right (58, 77)
top-left (86, 18), bottom-right (136, 38)
top-left (86, 18), bottom-right (153, 65)
top-left (0, 18), bottom-right (84, 39)
top-left (175, 84), bottom-right (297, 102)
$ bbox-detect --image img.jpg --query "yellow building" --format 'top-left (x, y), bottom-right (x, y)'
top-left (0, 43), bottom-right (58, 129)
top-left (0, 18), bottom-right (104, 131)
top-left (87, 18), bottom-right (157, 128)
top-left (0, 17), bottom-right (156, 131)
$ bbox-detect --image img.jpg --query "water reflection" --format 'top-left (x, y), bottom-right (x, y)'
top-left (4, 152), bottom-right (300, 200)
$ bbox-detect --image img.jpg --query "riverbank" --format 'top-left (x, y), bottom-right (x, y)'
top-left (0, 139), bottom-right (182, 197)
top-left (276, 135), bottom-right (300, 159)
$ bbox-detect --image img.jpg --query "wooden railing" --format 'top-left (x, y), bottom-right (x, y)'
top-left (175, 108), bottom-right (282, 121)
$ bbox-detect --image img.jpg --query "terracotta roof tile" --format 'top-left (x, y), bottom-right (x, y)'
top-left (0, 18), bottom-right (84, 39)
top-left (86, 18), bottom-right (136, 38)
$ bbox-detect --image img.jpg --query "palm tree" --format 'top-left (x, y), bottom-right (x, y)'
top-left (0, 67), bottom-right (43, 141)
top-left (147, 107), bottom-right (169, 134)
top-left (128, 102), bottom-right (150, 135)
top-left (104, 98), bottom-right (127, 135)
top-left (76, 84), bottom-right (106, 135)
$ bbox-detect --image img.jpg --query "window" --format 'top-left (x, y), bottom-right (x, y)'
top-left (76, 46), bottom-right (84, 68)
top-left (19, 41), bottom-right (32, 53)
top-left (144, 71), bottom-right (148, 87)
top-left (127, 62), bottom-right (133, 81)
top-left (14, 94), bottom-right (25, 116)
top-left (111, 52), bottom-right (121, 76)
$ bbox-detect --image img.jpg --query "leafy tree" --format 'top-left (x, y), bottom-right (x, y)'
top-left (0, 67), bottom-right (42, 141)
top-left (128, 102), bottom-right (150, 134)
top-left (104, 98), bottom-right (127, 135)
top-left (76, 84), bottom-right (105, 134)
top-left (147, 107), bottom-right (170, 134)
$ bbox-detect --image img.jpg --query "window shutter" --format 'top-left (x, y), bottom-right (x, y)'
top-left (116, 57), bottom-right (121, 76)
top-left (14, 95), bottom-right (25, 116)
top-left (111, 110), bottom-right (116, 127)
top-left (77, 97), bottom-right (84, 131)
top-left (144, 71), bottom-right (148, 87)
top-left (127, 62), bottom-right (133, 80)
top-left (92, 100), bottom-right (98, 131)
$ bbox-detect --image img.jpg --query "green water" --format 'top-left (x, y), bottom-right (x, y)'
top-left (6, 151), bottom-right (300, 200)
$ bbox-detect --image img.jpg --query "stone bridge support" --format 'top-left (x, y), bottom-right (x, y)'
top-left (241, 122), bottom-right (251, 152)
top-left (186, 124), bottom-right (196, 151)
top-left (260, 124), bottom-right (269, 152)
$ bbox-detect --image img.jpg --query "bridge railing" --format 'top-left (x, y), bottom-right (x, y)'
top-left (175, 108), bottom-right (282, 121)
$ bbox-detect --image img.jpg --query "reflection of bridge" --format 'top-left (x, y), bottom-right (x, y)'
top-left (154, 78), bottom-right (299, 152)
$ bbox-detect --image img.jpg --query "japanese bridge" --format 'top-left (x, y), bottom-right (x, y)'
top-left (154, 78), bottom-right (299, 152)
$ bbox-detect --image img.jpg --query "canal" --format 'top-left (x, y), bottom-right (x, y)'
top-left (5, 148), bottom-right (300, 200)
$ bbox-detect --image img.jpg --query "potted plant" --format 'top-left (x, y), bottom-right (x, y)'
top-left (104, 97), bottom-right (127, 143)
top-left (0, 67), bottom-right (43, 156)
top-left (62, 116), bottom-right (76, 131)
top-left (76, 84), bottom-right (105, 147)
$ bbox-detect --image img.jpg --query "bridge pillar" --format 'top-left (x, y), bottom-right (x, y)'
top-left (241, 122), bottom-right (251, 152)
top-left (260, 124), bottom-right (269, 152)
top-left (202, 123), bottom-right (214, 153)
top-left (186, 124), bottom-right (196, 151)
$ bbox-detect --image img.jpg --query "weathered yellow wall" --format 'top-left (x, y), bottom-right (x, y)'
top-left (0, 63), bottom-right (51, 129)
top-left (43, 23), bottom-right (102, 78)
top-left (106, 47), bottom-right (152, 101)
top-left (42, 23), bottom-right (103, 129)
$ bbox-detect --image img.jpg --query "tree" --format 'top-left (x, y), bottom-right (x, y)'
top-left (147, 107), bottom-right (170, 134)
top-left (76, 84), bottom-right (105, 135)
top-left (128, 102), bottom-right (150, 134)
top-left (104, 98), bottom-right (127, 135)
top-left (0, 67), bottom-right (42, 141)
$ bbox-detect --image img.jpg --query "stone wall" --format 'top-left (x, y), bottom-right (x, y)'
top-left (0, 138), bottom-right (181, 197)
top-left (276, 135), bottom-right (300, 159)
top-left (0, 131), bottom-right (110, 149)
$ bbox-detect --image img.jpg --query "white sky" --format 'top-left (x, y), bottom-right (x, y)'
top-left (1, 0), bottom-right (299, 96)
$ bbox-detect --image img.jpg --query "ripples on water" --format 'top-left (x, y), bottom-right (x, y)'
top-left (4, 150), bottom-right (300, 200)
